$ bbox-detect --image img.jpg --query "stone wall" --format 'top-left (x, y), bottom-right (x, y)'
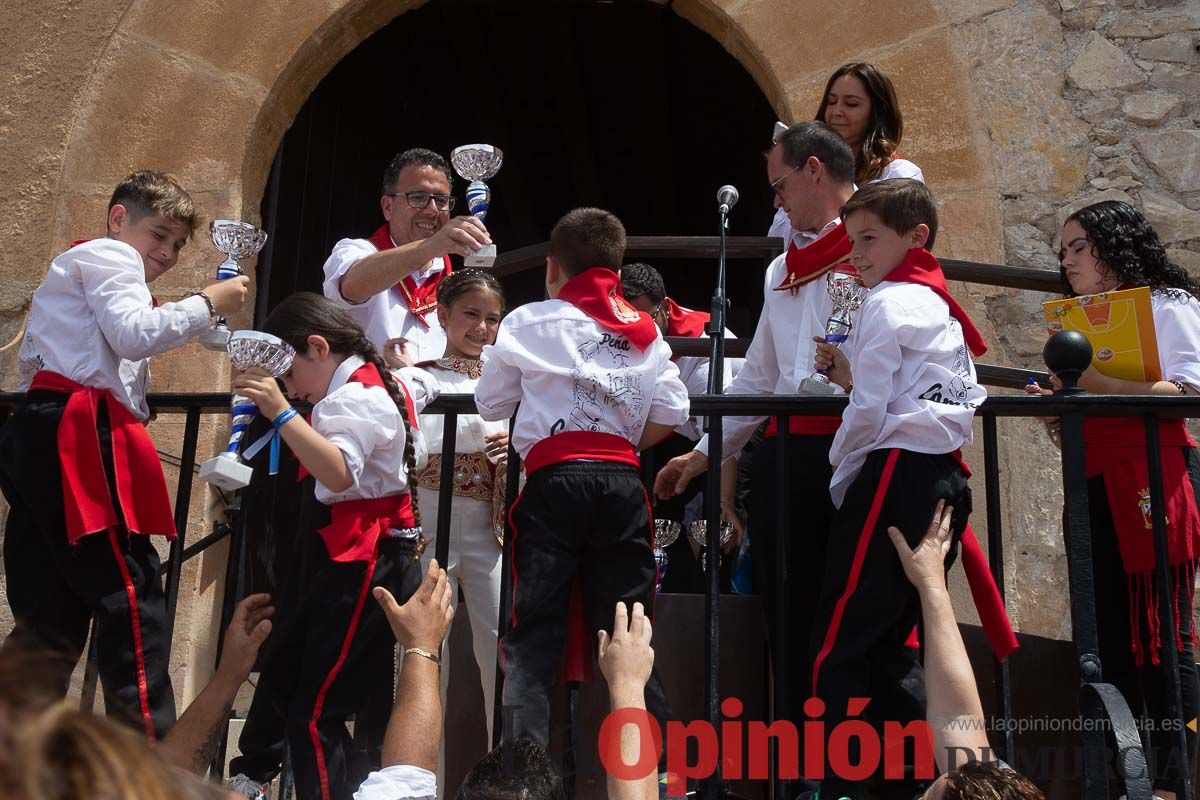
top-left (979, 0), bottom-right (1200, 639)
top-left (0, 0), bottom-right (1197, 701)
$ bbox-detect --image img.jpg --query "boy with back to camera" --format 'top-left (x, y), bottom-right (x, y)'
top-left (474, 207), bottom-right (689, 755)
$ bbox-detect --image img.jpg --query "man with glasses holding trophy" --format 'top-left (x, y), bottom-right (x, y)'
top-left (322, 148), bottom-right (492, 364)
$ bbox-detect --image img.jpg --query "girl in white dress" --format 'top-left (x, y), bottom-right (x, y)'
top-left (401, 269), bottom-right (508, 747)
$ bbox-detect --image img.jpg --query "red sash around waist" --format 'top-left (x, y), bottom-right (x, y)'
top-left (29, 371), bottom-right (175, 544)
top-left (320, 493), bottom-right (416, 563)
top-left (524, 431), bottom-right (640, 475)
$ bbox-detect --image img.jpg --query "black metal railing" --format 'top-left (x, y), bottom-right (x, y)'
top-left (2, 386), bottom-right (1196, 798)
top-left (0, 244), bottom-right (1183, 798)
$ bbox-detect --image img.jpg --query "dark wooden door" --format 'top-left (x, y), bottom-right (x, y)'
top-left (255, 0), bottom-right (779, 331)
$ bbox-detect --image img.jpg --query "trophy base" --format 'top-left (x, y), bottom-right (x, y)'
top-left (198, 456), bottom-right (253, 491)
top-left (799, 375), bottom-right (839, 396)
top-left (465, 244), bottom-right (497, 268)
top-left (198, 325), bottom-right (232, 352)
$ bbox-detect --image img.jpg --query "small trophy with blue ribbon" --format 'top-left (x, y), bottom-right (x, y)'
top-left (800, 266), bottom-right (867, 395)
top-left (198, 220), bottom-right (268, 351)
top-left (451, 144), bottom-right (502, 268)
top-left (199, 330), bottom-right (295, 491)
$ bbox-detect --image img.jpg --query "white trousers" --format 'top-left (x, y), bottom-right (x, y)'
top-left (417, 487), bottom-right (502, 750)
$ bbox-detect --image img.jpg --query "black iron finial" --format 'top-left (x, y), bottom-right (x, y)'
top-left (1043, 330), bottom-right (1093, 395)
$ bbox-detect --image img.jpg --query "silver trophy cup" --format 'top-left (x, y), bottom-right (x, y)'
top-left (451, 144), bottom-right (503, 268)
top-left (689, 519), bottom-right (734, 576)
top-left (653, 519), bottom-right (682, 593)
top-left (198, 331), bottom-right (295, 491)
top-left (198, 220), bottom-right (268, 351)
top-left (799, 268), bottom-right (868, 395)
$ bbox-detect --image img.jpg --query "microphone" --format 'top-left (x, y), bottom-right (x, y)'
top-left (717, 185), bottom-right (739, 216)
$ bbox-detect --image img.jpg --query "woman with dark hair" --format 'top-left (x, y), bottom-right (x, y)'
top-left (1031, 200), bottom-right (1200, 799)
top-left (769, 62), bottom-right (923, 241)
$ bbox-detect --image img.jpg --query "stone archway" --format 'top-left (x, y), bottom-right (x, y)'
top-left (5, 0), bottom-right (1037, 703)
top-left (46, 0), bottom-right (1009, 377)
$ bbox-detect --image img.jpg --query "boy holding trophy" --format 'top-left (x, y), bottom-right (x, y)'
top-left (0, 170), bottom-right (249, 739)
top-left (808, 178), bottom-right (988, 798)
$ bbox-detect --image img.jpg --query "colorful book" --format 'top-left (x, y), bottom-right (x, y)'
top-left (1042, 285), bottom-right (1161, 382)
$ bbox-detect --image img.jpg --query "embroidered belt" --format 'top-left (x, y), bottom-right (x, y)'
top-left (416, 452), bottom-right (510, 546)
top-left (418, 452), bottom-right (496, 502)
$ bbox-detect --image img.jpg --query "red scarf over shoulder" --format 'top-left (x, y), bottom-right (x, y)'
top-left (1085, 415), bottom-right (1200, 665)
top-left (367, 225), bottom-right (451, 328)
top-left (885, 248), bottom-right (988, 358)
top-left (556, 267), bottom-right (659, 351)
top-left (663, 298), bottom-right (708, 338)
top-left (773, 222), bottom-right (852, 294)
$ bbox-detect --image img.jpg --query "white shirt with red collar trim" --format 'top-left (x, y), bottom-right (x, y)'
top-left (829, 281), bottom-right (986, 508)
top-left (474, 299), bottom-right (690, 461)
top-left (17, 238), bottom-right (212, 420)
top-left (321, 237), bottom-right (449, 363)
top-left (695, 218), bottom-right (843, 463)
top-left (311, 355), bottom-right (438, 505)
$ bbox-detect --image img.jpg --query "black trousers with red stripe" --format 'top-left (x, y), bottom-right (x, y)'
top-left (501, 461), bottom-right (673, 748)
top-left (0, 391), bottom-right (176, 739)
top-left (809, 448), bottom-right (970, 799)
top-left (230, 535), bottom-right (423, 800)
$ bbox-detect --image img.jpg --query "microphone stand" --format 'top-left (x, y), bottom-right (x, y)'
top-left (701, 204), bottom-right (729, 800)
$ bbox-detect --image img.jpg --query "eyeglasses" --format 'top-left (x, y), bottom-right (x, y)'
top-left (769, 165), bottom-right (801, 195)
top-left (388, 191), bottom-right (456, 212)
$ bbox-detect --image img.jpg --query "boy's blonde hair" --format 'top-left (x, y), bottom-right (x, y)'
top-left (840, 178), bottom-right (938, 251)
top-left (107, 171), bottom-right (198, 236)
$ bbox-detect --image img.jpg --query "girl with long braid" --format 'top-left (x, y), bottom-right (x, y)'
top-left (226, 292), bottom-right (439, 800)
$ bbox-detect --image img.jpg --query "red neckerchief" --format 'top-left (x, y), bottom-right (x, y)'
top-left (766, 227), bottom-right (852, 435)
top-left (368, 224), bottom-right (451, 328)
top-left (557, 267), bottom-right (658, 351)
top-left (885, 248), bottom-right (988, 357)
top-left (29, 371), bottom-right (176, 543)
top-left (663, 298), bottom-right (708, 338)
top-left (773, 222), bottom-right (852, 294)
